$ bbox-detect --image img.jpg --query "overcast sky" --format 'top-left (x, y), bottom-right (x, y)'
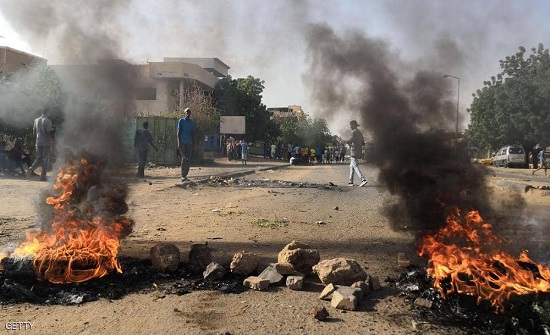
top-left (1, 0), bottom-right (550, 135)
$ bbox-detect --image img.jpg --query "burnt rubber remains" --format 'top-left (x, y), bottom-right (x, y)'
top-left (0, 256), bottom-right (246, 305)
top-left (389, 265), bottom-right (550, 335)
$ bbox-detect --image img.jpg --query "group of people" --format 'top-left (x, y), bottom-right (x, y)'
top-left (134, 112), bottom-right (368, 187)
top-left (225, 137), bottom-right (249, 165)
top-left (0, 138), bottom-right (32, 177)
top-left (2, 108), bottom-right (369, 189)
top-left (0, 110), bottom-right (54, 181)
top-left (288, 144), bottom-right (347, 165)
top-left (289, 120), bottom-right (368, 187)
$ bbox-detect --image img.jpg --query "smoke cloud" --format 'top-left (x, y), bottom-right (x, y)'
top-left (1, 1), bottom-right (135, 166)
top-left (304, 23), bottom-right (494, 233)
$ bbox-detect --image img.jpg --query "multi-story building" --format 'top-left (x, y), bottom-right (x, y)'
top-left (268, 105), bottom-right (306, 122)
top-left (135, 57), bottom-right (230, 115)
top-left (51, 57), bottom-right (230, 116)
top-left (0, 46), bottom-right (46, 75)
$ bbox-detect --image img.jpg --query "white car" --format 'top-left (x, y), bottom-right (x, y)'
top-left (492, 145), bottom-right (527, 168)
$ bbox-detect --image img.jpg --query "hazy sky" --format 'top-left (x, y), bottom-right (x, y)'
top-left (1, 0), bottom-right (550, 134)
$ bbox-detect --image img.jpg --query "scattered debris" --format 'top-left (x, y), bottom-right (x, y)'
top-left (286, 274), bottom-right (305, 290)
top-left (188, 243), bottom-right (212, 273)
top-left (258, 265), bottom-right (284, 284)
top-left (203, 262), bottom-right (226, 281)
top-left (397, 253), bottom-right (411, 268)
top-left (230, 251), bottom-right (260, 276)
top-left (243, 276), bottom-right (270, 291)
top-left (277, 241), bottom-right (320, 275)
top-left (150, 243), bottom-right (181, 273)
top-left (312, 306), bottom-right (329, 321)
top-left (313, 258), bottom-right (368, 285)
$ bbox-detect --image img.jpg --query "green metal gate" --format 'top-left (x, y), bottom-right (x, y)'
top-left (125, 116), bottom-right (179, 165)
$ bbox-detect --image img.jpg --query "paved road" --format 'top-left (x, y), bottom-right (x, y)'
top-left (202, 158), bottom-right (550, 189)
top-left (488, 165), bottom-right (550, 184)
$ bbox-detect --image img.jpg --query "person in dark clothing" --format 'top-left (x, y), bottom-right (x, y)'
top-left (0, 141), bottom-right (8, 175)
top-left (8, 138), bottom-right (32, 175)
top-left (134, 121), bottom-right (158, 178)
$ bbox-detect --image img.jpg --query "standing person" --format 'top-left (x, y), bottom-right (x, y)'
top-left (134, 121), bottom-right (158, 178)
top-left (270, 143), bottom-right (277, 159)
top-left (177, 108), bottom-right (194, 182)
top-left (27, 109), bottom-right (54, 181)
top-left (347, 120), bottom-right (367, 187)
top-left (241, 140), bottom-right (249, 165)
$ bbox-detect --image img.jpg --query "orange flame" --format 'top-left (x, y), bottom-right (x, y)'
top-left (419, 207), bottom-right (550, 313)
top-left (10, 156), bottom-right (133, 284)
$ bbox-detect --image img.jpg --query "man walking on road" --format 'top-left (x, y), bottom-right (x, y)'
top-left (177, 108), bottom-right (194, 182)
top-left (347, 120), bottom-right (367, 187)
top-left (27, 109), bottom-right (54, 181)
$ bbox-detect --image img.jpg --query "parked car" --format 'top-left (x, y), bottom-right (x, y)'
top-left (492, 145), bottom-right (527, 168)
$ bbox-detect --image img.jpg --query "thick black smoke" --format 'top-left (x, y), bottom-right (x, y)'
top-left (0, 1), bottom-right (135, 168)
top-left (304, 23), bottom-right (494, 233)
top-left (0, 1), bottom-right (136, 230)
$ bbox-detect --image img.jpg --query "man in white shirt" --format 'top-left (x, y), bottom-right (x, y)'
top-left (346, 120), bottom-right (367, 187)
top-left (27, 109), bottom-right (54, 181)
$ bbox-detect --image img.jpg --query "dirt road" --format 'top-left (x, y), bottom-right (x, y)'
top-left (0, 160), bottom-right (549, 334)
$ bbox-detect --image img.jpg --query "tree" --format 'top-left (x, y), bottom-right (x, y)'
top-left (163, 83), bottom-right (220, 161)
top-left (214, 75), bottom-right (277, 142)
top-left (277, 114), bottom-right (333, 148)
top-left (468, 44), bottom-right (550, 153)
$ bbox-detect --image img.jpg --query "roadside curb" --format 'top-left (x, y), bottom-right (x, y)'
top-left (182, 163), bottom-right (291, 186)
top-left (199, 163), bottom-right (291, 181)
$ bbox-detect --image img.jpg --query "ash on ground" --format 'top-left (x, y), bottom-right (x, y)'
top-left (389, 265), bottom-right (550, 335)
top-left (204, 176), bottom-right (338, 190)
top-left (0, 257), bottom-right (246, 306)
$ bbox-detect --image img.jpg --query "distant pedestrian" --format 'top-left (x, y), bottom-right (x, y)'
top-left (134, 121), bottom-right (158, 178)
top-left (27, 109), bottom-right (54, 181)
top-left (241, 141), bottom-right (248, 165)
top-left (532, 148), bottom-right (548, 176)
top-left (177, 108), bottom-right (194, 182)
top-left (347, 120), bottom-right (367, 187)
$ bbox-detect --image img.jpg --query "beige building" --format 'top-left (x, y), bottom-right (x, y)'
top-left (268, 105), bottom-right (306, 122)
top-left (50, 57), bottom-right (230, 116)
top-left (135, 57), bottom-right (230, 115)
top-left (0, 46), bottom-right (46, 75)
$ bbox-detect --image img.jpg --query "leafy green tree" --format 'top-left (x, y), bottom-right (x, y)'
top-left (277, 114), bottom-right (333, 148)
top-left (278, 117), bottom-right (301, 145)
top-left (214, 75), bottom-right (277, 142)
top-left (468, 44), bottom-right (550, 153)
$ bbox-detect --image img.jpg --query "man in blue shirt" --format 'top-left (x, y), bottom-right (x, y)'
top-left (177, 108), bottom-right (194, 181)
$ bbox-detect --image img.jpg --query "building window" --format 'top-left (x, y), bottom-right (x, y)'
top-left (136, 87), bottom-right (157, 100)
